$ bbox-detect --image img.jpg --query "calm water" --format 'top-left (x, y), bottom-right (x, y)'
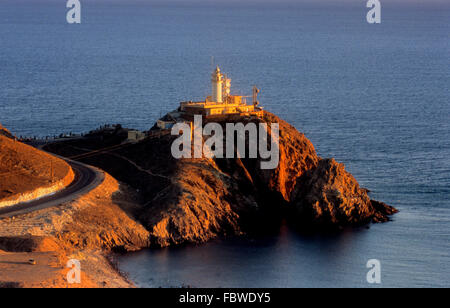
top-left (1, 0), bottom-right (449, 287)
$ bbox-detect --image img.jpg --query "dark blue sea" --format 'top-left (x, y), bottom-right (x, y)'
top-left (0, 0), bottom-right (449, 287)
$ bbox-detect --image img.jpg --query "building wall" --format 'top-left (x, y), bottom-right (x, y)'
top-left (212, 79), bottom-right (223, 103)
top-left (128, 131), bottom-right (146, 141)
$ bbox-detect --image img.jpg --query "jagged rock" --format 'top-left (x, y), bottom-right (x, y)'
top-left (46, 111), bottom-right (398, 247)
top-left (292, 158), bottom-right (398, 228)
top-left (140, 112), bottom-right (396, 244)
top-left (141, 159), bottom-right (261, 247)
top-left (257, 112), bottom-right (320, 202)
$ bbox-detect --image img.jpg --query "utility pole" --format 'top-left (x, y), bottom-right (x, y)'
top-left (253, 85), bottom-right (260, 106)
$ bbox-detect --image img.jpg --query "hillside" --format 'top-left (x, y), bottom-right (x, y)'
top-left (0, 129), bottom-right (74, 206)
top-left (0, 172), bottom-right (149, 287)
top-left (0, 123), bottom-right (13, 139)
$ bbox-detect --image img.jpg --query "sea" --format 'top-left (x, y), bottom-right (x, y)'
top-left (0, 0), bottom-right (449, 287)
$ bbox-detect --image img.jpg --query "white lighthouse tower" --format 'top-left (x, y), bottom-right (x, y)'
top-left (211, 66), bottom-right (223, 103)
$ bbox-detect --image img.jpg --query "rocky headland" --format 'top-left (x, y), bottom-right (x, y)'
top-left (0, 112), bottom-right (397, 287)
top-left (45, 111), bottom-right (398, 247)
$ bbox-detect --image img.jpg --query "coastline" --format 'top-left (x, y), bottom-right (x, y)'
top-left (0, 111), bottom-right (397, 287)
top-left (0, 172), bottom-right (148, 288)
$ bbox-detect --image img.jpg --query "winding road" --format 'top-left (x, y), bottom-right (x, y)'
top-left (0, 158), bottom-right (104, 218)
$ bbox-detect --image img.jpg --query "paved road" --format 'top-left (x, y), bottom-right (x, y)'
top-left (0, 159), bottom-right (104, 218)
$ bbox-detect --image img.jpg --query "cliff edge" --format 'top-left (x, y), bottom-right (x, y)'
top-left (140, 112), bottom-right (397, 245)
top-left (293, 158), bottom-right (398, 228)
top-left (45, 111), bottom-right (398, 247)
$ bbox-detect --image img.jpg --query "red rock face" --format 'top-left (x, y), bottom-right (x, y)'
top-left (292, 158), bottom-right (398, 228)
top-left (139, 112), bottom-right (397, 245)
top-left (141, 159), bottom-right (258, 247)
top-left (254, 112), bottom-right (320, 202)
top-left (45, 112), bottom-right (398, 247)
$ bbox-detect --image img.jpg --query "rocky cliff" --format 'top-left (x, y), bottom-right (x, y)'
top-left (45, 111), bottom-right (397, 247)
top-left (292, 158), bottom-right (398, 228)
top-left (140, 112), bottom-right (397, 244)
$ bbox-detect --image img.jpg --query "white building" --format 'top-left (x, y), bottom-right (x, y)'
top-left (179, 66), bottom-right (263, 118)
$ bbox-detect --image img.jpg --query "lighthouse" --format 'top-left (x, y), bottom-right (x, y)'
top-left (211, 66), bottom-right (223, 103)
top-left (179, 66), bottom-right (263, 118)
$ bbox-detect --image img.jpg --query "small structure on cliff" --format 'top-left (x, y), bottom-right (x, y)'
top-left (179, 66), bottom-right (263, 118)
top-left (127, 130), bottom-right (146, 142)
